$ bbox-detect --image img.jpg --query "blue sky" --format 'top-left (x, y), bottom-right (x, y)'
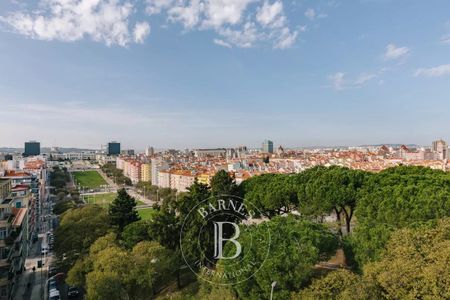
top-left (0, 0), bottom-right (449, 150)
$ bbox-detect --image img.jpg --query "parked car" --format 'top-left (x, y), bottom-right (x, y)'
top-left (48, 278), bottom-right (57, 292)
top-left (49, 289), bottom-right (61, 300)
top-left (41, 247), bottom-right (49, 255)
top-left (49, 266), bottom-right (58, 277)
top-left (67, 286), bottom-right (80, 298)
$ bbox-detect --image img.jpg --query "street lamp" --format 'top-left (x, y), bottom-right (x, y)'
top-left (270, 281), bottom-right (277, 300)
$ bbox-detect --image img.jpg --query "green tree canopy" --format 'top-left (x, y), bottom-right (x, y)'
top-left (121, 220), bottom-right (152, 249)
top-left (351, 166), bottom-right (450, 266)
top-left (54, 205), bottom-right (110, 271)
top-left (242, 173), bottom-right (298, 218)
top-left (222, 215), bottom-right (339, 300)
top-left (363, 217), bottom-right (450, 300)
top-left (293, 269), bottom-right (380, 300)
top-left (108, 188), bottom-right (140, 231)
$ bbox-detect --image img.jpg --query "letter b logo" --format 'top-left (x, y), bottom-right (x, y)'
top-left (213, 222), bottom-right (241, 260)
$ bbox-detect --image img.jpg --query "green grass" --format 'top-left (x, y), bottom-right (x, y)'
top-left (84, 192), bottom-right (145, 208)
top-left (138, 208), bottom-right (156, 220)
top-left (73, 171), bottom-right (107, 188)
top-left (84, 193), bottom-right (116, 207)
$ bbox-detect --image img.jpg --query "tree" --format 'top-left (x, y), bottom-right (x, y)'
top-left (301, 166), bottom-right (367, 235)
top-left (67, 233), bottom-right (118, 288)
top-left (121, 220), bottom-right (152, 249)
top-left (147, 208), bottom-right (180, 249)
top-left (85, 246), bottom-right (132, 300)
top-left (177, 181), bottom-right (212, 267)
top-left (363, 218), bottom-right (450, 300)
top-left (210, 170), bottom-right (241, 198)
top-left (71, 234), bottom-right (176, 299)
top-left (130, 241), bottom-right (177, 297)
top-left (108, 188), bottom-right (140, 231)
top-left (293, 269), bottom-right (380, 300)
top-left (351, 166), bottom-right (450, 266)
top-left (242, 173), bottom-right (297, 218)
top-left (222, 215), bottom-right (339, 300)
top-left (53, 199), bottom-right (75, 215)
top-left (54, 206), bottom-right (110, 271)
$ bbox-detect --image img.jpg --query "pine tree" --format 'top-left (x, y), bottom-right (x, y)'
top-left (108, 188), bottom-right (140, 231)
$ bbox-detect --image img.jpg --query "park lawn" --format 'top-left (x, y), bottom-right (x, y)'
top-left (138, 208), bottom-right (156, 220)
top-left (73, 171), bottom-right (107, 188)
top-left (84, 192), bottom-right (145, 208)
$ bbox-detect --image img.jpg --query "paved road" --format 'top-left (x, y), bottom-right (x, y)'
top-left (14, 204), bottom-right (53, 300)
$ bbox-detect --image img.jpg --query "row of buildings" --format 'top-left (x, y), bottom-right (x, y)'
top-left (0, 156), bottom-right (46, 299)
top-left (115, 157), bottom-right (151, 184)
top-left (131, 140), bottom-right (450, 192)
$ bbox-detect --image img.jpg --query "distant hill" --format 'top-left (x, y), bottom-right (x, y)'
top-left (0, 147), bottom-right (97, 154)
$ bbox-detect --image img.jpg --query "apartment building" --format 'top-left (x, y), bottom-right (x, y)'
top-left (0, 179), bottom-right (29, 300)
top-left (158, 170), bottom-right (171, 189)
top-left (193, 149), bottom-right (226, 158)
top-left (140, 163), bottom-right (151, 182)
top-left (128, 162), bottom-right (141, 184)
top-left (170, 171), bottom-right (196, 192)
top-left (151, 158), bottom-right (169, 186)
top-left (196, 173), bottom-right (211, 185)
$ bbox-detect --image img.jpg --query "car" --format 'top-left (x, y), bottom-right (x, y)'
top-left (41, 248), bottom-right (49, 255)
top-left (49, 289), bottom-right (61, 300)
top-left (49, 266), bottom-right (58, 277)
top-left (48, 279), bottom-right (57, 292)
top-left (47, 278), bottom-right (58, 293)
top-left (67, 286), bottom-right (80, 298)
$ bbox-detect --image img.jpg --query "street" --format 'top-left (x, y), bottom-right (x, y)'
top-left (14, 182), bottom-right (55, 300)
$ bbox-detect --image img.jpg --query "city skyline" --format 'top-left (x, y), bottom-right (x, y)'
top-left (1, 1), bottom-right (450, 148)
top-left (0, 138), bottom-right (447, 152)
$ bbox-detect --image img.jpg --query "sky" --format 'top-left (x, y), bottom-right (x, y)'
top-left (0, 0), bottom-right (449, 150)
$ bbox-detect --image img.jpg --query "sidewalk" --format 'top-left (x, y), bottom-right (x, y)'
top-left (13, 238), bottom-right (47, 300)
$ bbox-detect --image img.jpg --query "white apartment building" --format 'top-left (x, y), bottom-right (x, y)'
top-left (170, 171), bottom-right (196, 192)
top-left (151, 158), bottom-right (169, 186)
top-left (157, 170), bottom-right (171, 189)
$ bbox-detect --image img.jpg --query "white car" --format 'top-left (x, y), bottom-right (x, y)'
top-left (49, 289), bottom-right (61, 300)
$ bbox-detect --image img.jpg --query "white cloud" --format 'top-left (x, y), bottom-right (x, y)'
top-left (383, 43), bottom-right (410, 60)
top-left (354, 73), bottom-right (377, 85)
top-left (329, 72), bottom-right (345, 90)
top-left (329, 72), bottom-right (377, 90)
top-left (256, 1), bottom-right (285, 28)
top-left (414, 64), bottom-right (450, 77)
top-left (440, 34), bottom-right (450, 45)
top-left (305, 8), bottom-right (315, 20)
top-left (133, 22), bottom-right (150, 43)
top-left (0, 0), bottom-right (143, 47)
top-left (146, 0), bottom-right (174, 15)
top-left (1, 0), bottom-right (302, 49)
top-left (274, 27), bottom-right (298, 49)
top-left (168, 0), bottom-right (204, 29)
top-left (218, 22), bottom-right (260, 48)
top-left (213, 38), bottom-right (232, 48)
top-left (202, 0), bottom-right (256, 28)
